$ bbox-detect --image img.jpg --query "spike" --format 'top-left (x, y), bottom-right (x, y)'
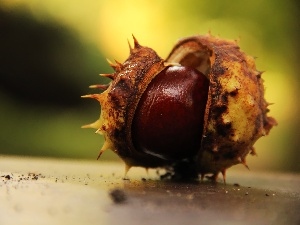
top-left (81, 119), bottom-right (101, 129)
top-left (124, 164), bottom-right (132, 177)
top-left (81, 94), bottom-right (104, 103)
top-left (106, 58), bottom-right (122, 72)
top-left (256, 71), bottom-right (265, 78)
top-left (106, 59), bottom-right (117, 71)
top-left (243, 163), bottom-right (250, 170)
top-left (264, 117), bottom-right (278, 135)
top-left (81, 94), bottom-right (94, 99)
top-left (112, 59), bottom-right (123, 72)
top-left (106, 58), bottom-right (114, 66)
top-left (132, 34), bottom-right (140, 48)
top-left (221, 169), bottom-right (226, 184)
top-left (127, 38), bottom-right (133, 53)
top-left (239, 157), bottom-right (250, 170)
top-left (96, 150), bottom-right (104, 160)
top-left (114, 59), bottom-right (123, 67)
top-left (89, 84), bottom-right (109, 90)
top-left (100, 73), bottom-right (116, 80)
top-left (96, 141), bottom-right (111, 160)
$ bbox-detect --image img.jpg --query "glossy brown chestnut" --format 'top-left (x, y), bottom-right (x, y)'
top-left (132, 66), bottom-right (209, 160)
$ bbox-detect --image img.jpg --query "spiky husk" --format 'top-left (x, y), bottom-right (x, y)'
top-left (82, 37), bottom-right (174, 173)
top-left (82, 34), bottom-right (276, 181)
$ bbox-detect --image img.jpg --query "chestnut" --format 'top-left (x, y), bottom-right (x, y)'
top-left (132, 66), bottom-right (209, 161)
top-left (82, 34), bottom-right (276, 181)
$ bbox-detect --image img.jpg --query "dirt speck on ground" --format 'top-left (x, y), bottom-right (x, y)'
top-left (109, 188), bottom-right (127, 204)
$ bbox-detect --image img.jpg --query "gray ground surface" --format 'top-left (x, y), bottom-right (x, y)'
top-left (1, 155), bottom-right (299, 225)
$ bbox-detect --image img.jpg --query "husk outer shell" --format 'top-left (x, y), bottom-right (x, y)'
top-left (94, 41), bottom-right (174, 169)
top-left (167, 35), bottom-right (276, 175)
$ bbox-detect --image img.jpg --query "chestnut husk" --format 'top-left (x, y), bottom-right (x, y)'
top-left (82, 34), bottom-right (277, 181)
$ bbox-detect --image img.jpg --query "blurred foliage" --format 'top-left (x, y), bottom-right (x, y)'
top-left (0, 0), bottom-right (299, 171)
top-left (0, 4), bottom-right (113, 160)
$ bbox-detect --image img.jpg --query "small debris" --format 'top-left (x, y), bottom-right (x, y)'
top-left (265, 193), bottom-right (270, 197)
top-left (5, 175), bottom-right (11, 180)
top-left (245, 192), bottom-right (249, 195)
top-left (233, 183), bottom-right (240, 187)
top-left (32, 176), bottom-right (38, 180)
top-left (141, 178), bottom-right (147, 182)
top-left (109, 188), bottom-right (127, 204)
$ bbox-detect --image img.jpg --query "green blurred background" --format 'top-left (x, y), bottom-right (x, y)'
top-left (0, 0), bottom-right (299, 172)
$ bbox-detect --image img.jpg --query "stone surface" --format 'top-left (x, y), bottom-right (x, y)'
top-left (0, 155), bottom-right (299, 225)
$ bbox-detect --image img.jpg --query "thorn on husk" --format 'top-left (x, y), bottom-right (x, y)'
top-left (132, 34), bottom-right (140, 48)
top-left (100, 73), bottom-right (116, 80)
top-left (89, 84), bottom-right (109, 90)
